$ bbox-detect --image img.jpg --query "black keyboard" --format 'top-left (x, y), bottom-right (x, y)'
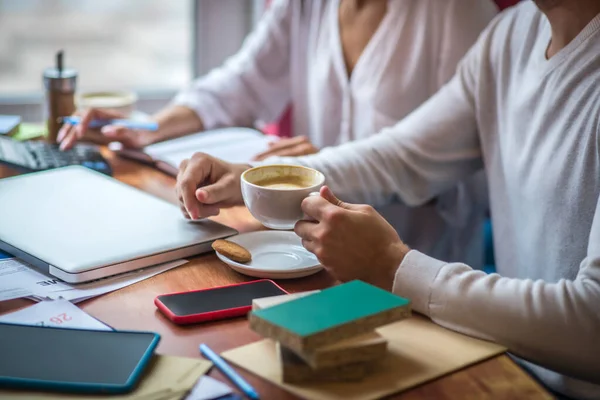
top-left (0, 136), bottom-right (112, 175)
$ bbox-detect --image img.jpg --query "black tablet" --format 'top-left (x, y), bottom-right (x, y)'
top-left (0, 322), bottom-right (160, 394)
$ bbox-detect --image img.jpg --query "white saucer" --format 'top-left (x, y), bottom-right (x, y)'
top-left (215, 231), bottom-right (322, 279)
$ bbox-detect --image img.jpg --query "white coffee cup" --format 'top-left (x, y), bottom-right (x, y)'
top-left (241, 165), bottom-right (325, 230)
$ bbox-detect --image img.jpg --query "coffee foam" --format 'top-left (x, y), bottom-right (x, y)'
top-left (253, 175), bottom-right (313, 189)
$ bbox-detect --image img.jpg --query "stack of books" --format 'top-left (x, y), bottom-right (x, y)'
top-left (249, 281), bottom-right (411, 383)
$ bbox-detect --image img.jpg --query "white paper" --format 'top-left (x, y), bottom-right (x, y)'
top-left (185, 376), bottom-right (233, 400)
top-left (145, 128), bottom-right (275, 167)
top-left (0, 258), bottom-right (35, 301)
top-left (0, 299), bottom-right (111, 330)
top-left (0, 258), bottom-right (187, 303)
top-left (0, 287), bottom-right (33, 302)
top-left (48, 260), bottom-right (188, 303)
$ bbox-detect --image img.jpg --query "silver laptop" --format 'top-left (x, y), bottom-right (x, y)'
top-left (0, 166), bottom-right (237, 283)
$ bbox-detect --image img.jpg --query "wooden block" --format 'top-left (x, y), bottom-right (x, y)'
top-left (301, 331), bottom-right (388, 369)
top-left (252, 290), bottom-right (320, 311)
top-left (253, 291), bottom-right (388, 368)
top-left (277, 343), bottom-right (372, 384)
top-left (249, 280), bottom-right (411, 354)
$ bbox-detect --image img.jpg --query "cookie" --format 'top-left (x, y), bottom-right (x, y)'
top-left (212, 239), bottom-right (252, 263)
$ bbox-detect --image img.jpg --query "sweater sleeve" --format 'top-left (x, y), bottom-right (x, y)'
top-left (394, 193), bottom-right (600, 384)
top-left (260, 43), bottom-right (485, 207)
top-left (437, 0), bottom-right (498, 87)
top-left (171, 0), bottom-right (292, 130)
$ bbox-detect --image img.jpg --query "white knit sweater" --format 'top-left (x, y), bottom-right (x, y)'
top-left (266, 3), bottom-right (600, 398)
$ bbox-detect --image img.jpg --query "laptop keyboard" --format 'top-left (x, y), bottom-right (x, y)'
top-left (0, 137), bottom-right (112, 175)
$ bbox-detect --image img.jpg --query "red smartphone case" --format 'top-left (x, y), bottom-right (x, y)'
top-left (154, 279), bottom-right (288, 324)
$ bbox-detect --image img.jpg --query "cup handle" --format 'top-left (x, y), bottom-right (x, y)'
top-left (302, 192), bottom-right (321, 222)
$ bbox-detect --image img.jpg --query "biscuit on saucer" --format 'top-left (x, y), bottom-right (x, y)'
top-left (212, 239), bottom-right (252, 263)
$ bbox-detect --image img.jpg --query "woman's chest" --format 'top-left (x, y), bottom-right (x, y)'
top-left (290, 0), bottom-right (444, 142)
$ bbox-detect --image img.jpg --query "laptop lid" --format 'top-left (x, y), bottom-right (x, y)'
top-left (0, 166), bottom-right (237, 281)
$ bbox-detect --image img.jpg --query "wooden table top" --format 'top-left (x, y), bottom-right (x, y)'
top-left (0, 150), bottom-right (552, 400)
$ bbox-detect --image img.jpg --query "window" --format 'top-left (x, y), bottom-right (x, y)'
top-left (0, 0), bottom-right (193, 95)
top-left (0, 0), bottom-right (257, 120)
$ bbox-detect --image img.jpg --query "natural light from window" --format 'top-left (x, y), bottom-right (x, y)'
top-left (0, 0), bottom-right (193, 95)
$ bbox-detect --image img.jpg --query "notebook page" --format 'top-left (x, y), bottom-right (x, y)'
top-left (144, 127), bottom-right (274, 167)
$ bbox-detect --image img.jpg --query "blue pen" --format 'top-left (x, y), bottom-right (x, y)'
top-left (60, 116), bottom-right (158, 131)
top-left (199, 343), bottom-right (260, 400)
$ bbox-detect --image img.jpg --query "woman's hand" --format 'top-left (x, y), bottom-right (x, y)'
top-left (58, 108), bottom-right (155, 150)
top-left (253, 136), bottom-right (318, 161)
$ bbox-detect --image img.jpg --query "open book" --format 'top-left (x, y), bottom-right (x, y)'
top-left (113, 127), bottom-right (275, 176)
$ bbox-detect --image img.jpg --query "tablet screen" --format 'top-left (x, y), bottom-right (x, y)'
top-left (0, 323), bottom-right (159, 393)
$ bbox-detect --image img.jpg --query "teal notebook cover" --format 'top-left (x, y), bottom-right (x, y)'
top-left (252, 280), bottom-right (410, 337)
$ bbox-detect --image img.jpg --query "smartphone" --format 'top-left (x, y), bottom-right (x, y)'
top-left (154, 279), bottom-right (288, 324)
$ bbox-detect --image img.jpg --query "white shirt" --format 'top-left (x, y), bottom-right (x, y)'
top-left (173, 0), bottom-right (498, 267)
top-left (267, 3), bottom-right (600, 398)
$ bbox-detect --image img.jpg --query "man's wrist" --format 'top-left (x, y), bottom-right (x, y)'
top-left (374, 241), bottom-right (410, 291)
top-left (389, 242), bottom-right (410, 287)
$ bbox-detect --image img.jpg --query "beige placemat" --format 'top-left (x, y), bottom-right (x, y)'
top-left (222, 316), bottom-right (506, 400)
top-left (0, 355), bottom-right (212, 400)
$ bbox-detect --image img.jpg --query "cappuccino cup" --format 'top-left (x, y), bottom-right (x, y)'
top-left (241, 165), bottom-right (325, 230)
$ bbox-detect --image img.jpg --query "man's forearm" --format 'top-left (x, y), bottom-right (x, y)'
top-left (261, 74), bottom-right (483, 208)
top-left (394, 250), bottom-right (600, 384)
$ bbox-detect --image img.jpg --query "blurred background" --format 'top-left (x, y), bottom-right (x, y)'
top-left (0, 0), bottom-right (260, 119)
top-left (0, 0), bottom-right (192, 93)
